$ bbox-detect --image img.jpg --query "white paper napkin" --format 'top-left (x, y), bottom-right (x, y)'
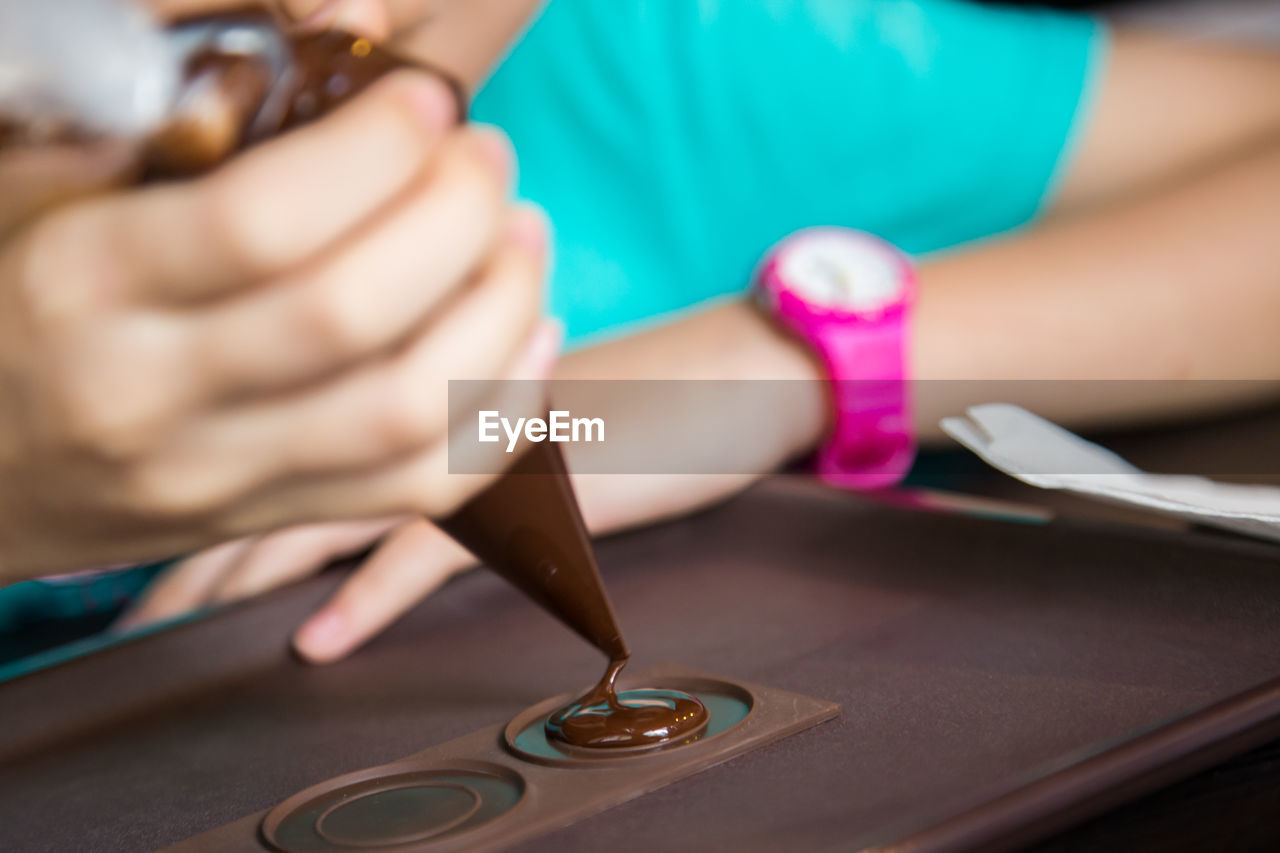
top-left (941, 403), bottom-right (1280, 544)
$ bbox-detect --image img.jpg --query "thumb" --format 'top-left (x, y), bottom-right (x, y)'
top-left (282, 0), bottom-right (392, 39)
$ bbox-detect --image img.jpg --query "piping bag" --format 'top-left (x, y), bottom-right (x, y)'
top-left (0, 0), bottom-right (182, 140)
top-left (0, 2), bottom-right (628, 664)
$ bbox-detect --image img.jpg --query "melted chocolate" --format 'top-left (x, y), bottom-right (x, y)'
top-left (274, 30), bottom-right (430, 128)
top-left (143, 51), bottom-right (272, 176)
top-left (439, 441), bottom-right (709, 752)
top-left (546, 657), bottom-right (709, 751)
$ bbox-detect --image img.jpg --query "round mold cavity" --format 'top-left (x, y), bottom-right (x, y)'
top-left (261, 760), bottom-right (525, 853)
top-left (504, 676), bottom-right (754, 768)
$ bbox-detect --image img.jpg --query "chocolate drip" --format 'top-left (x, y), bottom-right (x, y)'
top-left (438, 423), bottom-right (711, 751)
top-left (546, 657), bottom-right (709, 751)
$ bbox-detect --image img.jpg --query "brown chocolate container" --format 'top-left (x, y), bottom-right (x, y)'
top-left (143, 8), bottom-right (465, 177)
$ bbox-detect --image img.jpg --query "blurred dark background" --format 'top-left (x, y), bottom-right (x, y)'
top-left (989, 0), bottom-right (1280, 45)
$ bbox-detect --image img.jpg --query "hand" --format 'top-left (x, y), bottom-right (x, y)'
top-left (117, 516), bottom-right (476, 663)
top-left (271, 0), bottom-right (544, 91)
top-left (118, 300), bottom-right (805, 665)
top-left (118, 476), bottom-right (749, 667)
top-left (0, 68), bottom-right (555, 581)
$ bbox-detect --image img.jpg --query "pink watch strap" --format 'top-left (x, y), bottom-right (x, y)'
top-left (812, 318), bottom-right (914, 490)
top-left (755, 227), bottom-right (917, 491)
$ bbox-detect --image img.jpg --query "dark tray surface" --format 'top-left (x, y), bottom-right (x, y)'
top-left (2, 478), bottom-right (1279, 852)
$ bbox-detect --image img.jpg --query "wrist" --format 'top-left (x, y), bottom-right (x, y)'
top-left (733, 300), bottom-right (832, 462)
top-left (752, 228), bottom-right (917, 489)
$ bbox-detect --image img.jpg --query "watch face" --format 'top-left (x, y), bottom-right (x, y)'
top-left (777, 229), bottom-right (906, 314)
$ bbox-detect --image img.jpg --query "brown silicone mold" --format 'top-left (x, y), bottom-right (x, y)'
top-left (249, 664), bottom-right (839, 853)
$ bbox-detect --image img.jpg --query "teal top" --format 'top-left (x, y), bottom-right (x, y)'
top-left (473, 0), bottom-right (1107, 345)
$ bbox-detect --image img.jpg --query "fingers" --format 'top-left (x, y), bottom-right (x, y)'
top-left (113, 536), bottom-right (256, 630)
top-left (209, 325), bottom-right (549, 538)
top-left (215, 328), bottom-right (551, 534)
top-left (0, 142), bottom-right (136, 238)
top-left (225, 312), bottom-right (559, 535)
top-left (375, 1), bottom-right (447, 38)
top-left (294, 519), bottom-right (474, 663)
top-left (207, 517), bottom-right (400, 603)
top-left (67, 69), bottom-right (458, 307)
top-left (126, 206), bottom-right (551, 520)
top-left (153, 1), bottom-right (390, 38)
top-left (113, 518), bottom-right (399, 630)
top-left (278, 1), bottom-right (428, 40)
top-left (235, 202), bottom-right (546, 473)
top-left (283, 0), bottom-right (392, 37)
top-left (187, 127), bottom-right (512, 398)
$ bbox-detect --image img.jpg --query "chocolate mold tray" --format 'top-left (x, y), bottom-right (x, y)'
top-left (163, 664), bottom-right (839, 853)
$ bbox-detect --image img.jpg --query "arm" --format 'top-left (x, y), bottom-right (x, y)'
top-left (566, 29), bottom-right (1280, 530)
top-left (1053, 30), bottom-right (1280, 214)
top-left (120, 23), bottom-right (1280, 661)
top-left (576, 131), bottom-right (1280, 423)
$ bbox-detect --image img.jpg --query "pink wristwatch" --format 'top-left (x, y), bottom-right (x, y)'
top-left (754, 227), bottom-right (917, 490)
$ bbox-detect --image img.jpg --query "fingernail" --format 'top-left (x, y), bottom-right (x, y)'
top-left (512, 319), bottom-right (564, 381)
top-left (293, 0), bottom-right (386, 37)
top-left (282, 0), bottom-right (328, 24)
top-left (400, 74), bottom-right (460, 132)
top-left (330, 0), bottom-right (382, 35)
top-left (471, 126), bottom-right (513, 183)
top-left (507, 204), bottom-right (549, 255)
top-left (295, 609), bottom-right (347, 661)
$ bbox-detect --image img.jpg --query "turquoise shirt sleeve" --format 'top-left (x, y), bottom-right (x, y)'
top-left (473, 0), bottom-right (1108, 343)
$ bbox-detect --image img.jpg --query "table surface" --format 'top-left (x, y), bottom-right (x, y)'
top-left (941, 404), bottom-right (1280, 852)
top-left (4, 401), bottom-right (1280, 853)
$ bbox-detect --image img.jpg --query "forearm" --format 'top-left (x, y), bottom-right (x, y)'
top-left (916, 138), bottom-right (1280, 427)
top-left (1055, 30), bottom-right (1280, 214)
top-left (555, 303), bottom-right (825, 535)
top-left (557, 137), bottom-right (1280, 532)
